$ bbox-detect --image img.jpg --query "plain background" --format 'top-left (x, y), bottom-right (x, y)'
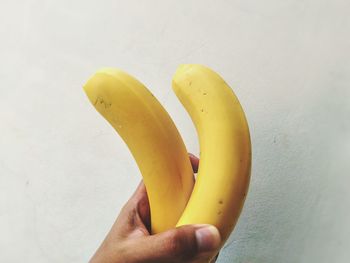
top-left (1, 0), bottom-right (349, 262)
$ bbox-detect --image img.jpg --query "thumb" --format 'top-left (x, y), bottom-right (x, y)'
top-left (124, 224), bottom-right (221, 262)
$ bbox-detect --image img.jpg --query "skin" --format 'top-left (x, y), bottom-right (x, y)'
top-left (90, 154), bottom-right (221, 263)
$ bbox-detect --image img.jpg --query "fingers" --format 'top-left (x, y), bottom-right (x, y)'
top-left (114, 180), bottom-right (150, 237)
top-left (189, 153), bottom-right (199, 173)
top-left (116, 152), bottom-right (200, 243)
top-left (129, 181), bottom-right (150, 232)
top-left (124, 152), bottom-right (199, 233)
top-left (123, 224), bottom-right (221, 262)
top-left (136, 185), bottom-right (151, 232)
top-left (122, 152), bottom-right (200, 236)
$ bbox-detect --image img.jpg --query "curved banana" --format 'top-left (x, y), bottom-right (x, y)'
top-left (173, 65), bottom-right (251, 245)
top-left (83, 68), bottom-right (194, 233)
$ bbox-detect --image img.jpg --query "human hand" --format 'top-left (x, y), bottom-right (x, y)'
top-left (89, 153), bottom-right (221, 263)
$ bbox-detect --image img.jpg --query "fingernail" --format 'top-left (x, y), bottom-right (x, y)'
top-left (195, 225), bottom-right (221, 252)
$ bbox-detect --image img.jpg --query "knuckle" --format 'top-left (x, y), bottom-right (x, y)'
top-left (120, 203), bottom-right (137, 227)
top-left (126, 208), bottom-right (137, 227)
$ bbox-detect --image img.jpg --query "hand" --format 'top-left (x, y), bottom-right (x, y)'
top-left (89, 153), bottom-right (221, 263)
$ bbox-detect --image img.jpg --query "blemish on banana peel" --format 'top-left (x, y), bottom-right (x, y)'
top-left (94, 96), bottom-right (112, 109)
top-left (219, 199), bottom-right (223, 205)
top-left (217, 211), bottom-right (222, 215)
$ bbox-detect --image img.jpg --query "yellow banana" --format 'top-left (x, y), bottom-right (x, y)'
top-left (83, 68), bottom-right (194, 233)
top-left (173, 65), bottom-right (251, 246)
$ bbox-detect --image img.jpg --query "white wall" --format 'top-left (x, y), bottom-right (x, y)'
top-left (1, 1), bottom-right (349, 262)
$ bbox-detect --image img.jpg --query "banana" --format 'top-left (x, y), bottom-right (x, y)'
top-left (173, 65), bottom-right (251, 247)
top-left (83, 68), bottom-right (194, 234)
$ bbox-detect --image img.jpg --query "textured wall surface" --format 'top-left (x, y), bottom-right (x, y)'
top-left (1, 1), bottom-right (349, 262)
